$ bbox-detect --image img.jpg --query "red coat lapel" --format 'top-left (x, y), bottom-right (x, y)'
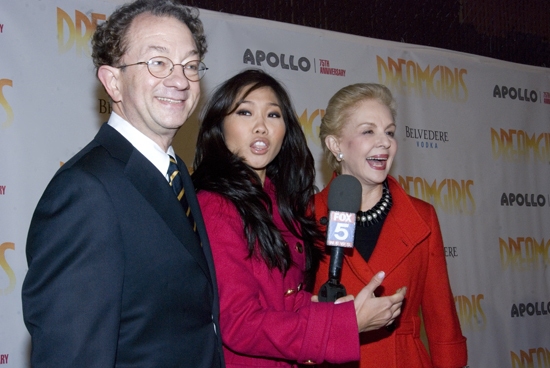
top-left (315, 175), bottom-right (432, 284)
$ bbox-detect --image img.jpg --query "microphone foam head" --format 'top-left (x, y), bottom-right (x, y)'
top-left (327, 175), bottom-right (362, 213)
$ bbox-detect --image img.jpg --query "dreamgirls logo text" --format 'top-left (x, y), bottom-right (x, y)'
top-left (455, 294), bottom-right (487, 332)
top-left (398, 176), bottom-right (475, 215)
top-left (0, 79), bottom-right (14, 129)
top-left (510, 346), bottom-right (550, 368)
top-left (57, 7), bottom-right (106, 56)
top-left (491, 128), bottom-right (550, 163)
top-left (297, 108), bottom-right (324, 146)
top-left (0, 242), bottom-right (16, 296)
top-left (377, 56), bottom-right (468, 102)
top-left (499, 237), bottom-right (550, 271)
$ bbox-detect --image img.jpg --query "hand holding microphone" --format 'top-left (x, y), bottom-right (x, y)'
top-left (317, 175), bottom-right (406, 332)
top-left (322, 272), bottom-right (406, 332)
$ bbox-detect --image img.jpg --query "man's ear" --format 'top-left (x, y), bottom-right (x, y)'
top-left (97, 65), bottom-right (122, 103)
top-left (325, 135), bottom-right (341, 159)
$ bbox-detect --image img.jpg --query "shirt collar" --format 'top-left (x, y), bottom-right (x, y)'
top-left (107, 112), bottom-right (175, 181)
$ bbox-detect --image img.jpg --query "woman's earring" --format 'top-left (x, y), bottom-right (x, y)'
top-left (337, 152), bottom-right (344, 161)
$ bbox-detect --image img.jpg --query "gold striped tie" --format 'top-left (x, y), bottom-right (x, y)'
top-left (168, 156), bottom-right (197, 233)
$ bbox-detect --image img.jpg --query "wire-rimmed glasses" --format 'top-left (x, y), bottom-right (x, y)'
top-left (117, 56), bottom-right (208, 81)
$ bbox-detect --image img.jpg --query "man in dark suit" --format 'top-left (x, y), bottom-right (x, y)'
top-left (21, 1), bottom-right (224, 367)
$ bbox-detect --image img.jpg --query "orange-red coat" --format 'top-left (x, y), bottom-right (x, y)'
top-left (314, 175), bottom-right (467, 368)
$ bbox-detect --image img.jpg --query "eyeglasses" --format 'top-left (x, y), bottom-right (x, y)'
top-left (117, 56), bottom-right (208, 81)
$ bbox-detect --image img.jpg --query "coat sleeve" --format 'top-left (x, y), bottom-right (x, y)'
top-left (22, 168), bottom-right (124, 367)
top-left (198, 192), bottom-right (360, 364)
top-left (420, 204), bottom-right (468, 367)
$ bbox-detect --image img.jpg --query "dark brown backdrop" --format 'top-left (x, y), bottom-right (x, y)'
top-left (188, 0), bottom-right (549, 68)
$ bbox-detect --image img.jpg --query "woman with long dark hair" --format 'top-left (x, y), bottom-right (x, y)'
top-left (193, 69), bottom-right (406, 367)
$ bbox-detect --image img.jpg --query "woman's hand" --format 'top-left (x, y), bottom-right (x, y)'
top-left (353, 271), bottom-right (406, 332)
top-left (311, 271), bottom-right (406, 333)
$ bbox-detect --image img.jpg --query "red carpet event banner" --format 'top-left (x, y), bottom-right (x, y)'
top-left (1, 1), bottom-right (549, 367)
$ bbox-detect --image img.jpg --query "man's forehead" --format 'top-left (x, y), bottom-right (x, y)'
top-left (124, 14), bottom-right (195, 56)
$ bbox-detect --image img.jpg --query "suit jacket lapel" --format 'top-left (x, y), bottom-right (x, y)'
top-left (176, 159), bottom-right (207, 245)
top-left (177, 158), bottom-right (221, 300)
top-left (94, 124), bottom-right (212, 282)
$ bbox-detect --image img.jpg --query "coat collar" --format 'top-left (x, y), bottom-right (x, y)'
top-left (316, 174), bottom-right (431, 280)
top-left (363, 176), bottom-right (430, 276)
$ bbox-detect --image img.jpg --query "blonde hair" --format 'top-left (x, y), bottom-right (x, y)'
top-left (320, 83), bottom-right (396, 173)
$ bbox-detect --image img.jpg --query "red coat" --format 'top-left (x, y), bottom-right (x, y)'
top-left (198, 177), bottom-right (360, 367)
top-left (314, 175), bottom-right (467, 368)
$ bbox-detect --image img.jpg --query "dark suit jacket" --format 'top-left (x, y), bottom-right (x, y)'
top-left (22, 123), bottom-right (224, 367)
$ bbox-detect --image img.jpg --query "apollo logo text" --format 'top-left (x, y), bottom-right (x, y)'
top-left (243, 49), bottom-right (311, 72)
top-left (493, 85), bottom-right (538, 103)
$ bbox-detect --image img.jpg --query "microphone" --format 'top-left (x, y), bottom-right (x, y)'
top-left (318, 174), bottom-right (361, 302)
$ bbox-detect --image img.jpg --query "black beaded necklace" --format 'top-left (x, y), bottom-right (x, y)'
top-left (356, 181), bottom-right (392, 227)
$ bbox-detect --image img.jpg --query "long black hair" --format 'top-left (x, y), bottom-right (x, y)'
top-left (192, 69), bottom-right (322, 285)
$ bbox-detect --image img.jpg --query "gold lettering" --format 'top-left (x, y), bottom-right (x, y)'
top-left (0, 79), bottom-right (14, 128)
top-left (0, 242), bottom-right (16, 296)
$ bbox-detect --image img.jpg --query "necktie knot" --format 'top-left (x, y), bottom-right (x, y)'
top-left (167, 156), bottom-right (198, 234)
top-left (168, 156), bottom-right (184, 201)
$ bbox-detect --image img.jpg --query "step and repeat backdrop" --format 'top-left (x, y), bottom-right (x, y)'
top-left (1, 1), bottom-right (549, 367)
